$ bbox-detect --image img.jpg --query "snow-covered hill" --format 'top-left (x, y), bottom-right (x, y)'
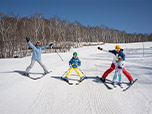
top-left (0, 42), bottom-right (152, 114)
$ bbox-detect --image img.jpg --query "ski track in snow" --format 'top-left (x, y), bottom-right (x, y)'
top-left (0, 42), bottom-right (152, 114)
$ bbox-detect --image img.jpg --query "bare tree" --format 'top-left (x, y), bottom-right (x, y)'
top-left (0, 12), bottom-right (151, 58)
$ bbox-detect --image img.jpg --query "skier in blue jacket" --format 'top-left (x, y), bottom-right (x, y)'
top-left (24, 38), bottom-right (53, 76)
top-left (64, 52), bottom-right (86, 81)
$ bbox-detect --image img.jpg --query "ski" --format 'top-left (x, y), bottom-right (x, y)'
top-left (61, 77), bottom-right (73, 85)
top-left (42, 71), bottom-right (52, 76)
top-left (22, 73), bottom-right (30, 77)
top-left (123, 78), bottom-right (138, 91)
top-left (119, 85), bottom-right (123, 88)
top-left (112, 82), bottom-right (123, 88)
top-left (119, 84), bottom-right (123, 88)
top-left (21, 71), bottom-right (52, 80)
top-left (112, 83), bottom-right (123, 88)
top-left (113, 84), bottom-right (117, 88)
top-left (22, 71), bottom-right (52, 77)
top-left (33, 71), bottom-right (52, 79)
top-left (97, 76), bottom-right (113, 90)
top-left (76, 77), bottom-right (87, 85)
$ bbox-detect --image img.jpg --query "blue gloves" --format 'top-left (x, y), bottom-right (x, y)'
top-left (118, 65), bottom-right (122, 69)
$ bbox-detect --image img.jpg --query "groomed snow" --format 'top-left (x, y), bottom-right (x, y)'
top-left (0, 42), bottom-right (152, 114)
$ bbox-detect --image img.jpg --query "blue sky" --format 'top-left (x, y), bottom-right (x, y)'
top-left (0, 0), bottom-right (152, 34)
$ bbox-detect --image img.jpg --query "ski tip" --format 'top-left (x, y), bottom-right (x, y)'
top-left (134, 78), bottom-right (138, 81)
top-left (43, 71), bottom-right (52, 75)
top-left (109, 86), bottom-right (113, 89)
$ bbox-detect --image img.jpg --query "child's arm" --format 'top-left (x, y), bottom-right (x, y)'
top-left (121, 62), bottom-right (125, 68)
top-left (26, 38), bottom-right (35, 49)
top-left (98, 47), bottom-right (115, 53)
top-left (41, 43), bottom-right (53, 50)
top-left (77, 58), bottom-right (81, 67)
top-left (69, 59), bottom-right (72, 67)
top-left (118, 62), bottom-right (125, 69)
top-left (28, 41), bottom-right (35, 49)
top-left (41, 45), bottom-right (50, 50)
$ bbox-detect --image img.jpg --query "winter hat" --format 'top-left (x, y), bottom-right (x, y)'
top-left (37, 41), bottom-right (41, 44)
top-left (115, 45), bottom-right (121, 49)
top-left (36, 41), bottom-right (41, 46)
top-left (73, 52), bottom-right (77, 56)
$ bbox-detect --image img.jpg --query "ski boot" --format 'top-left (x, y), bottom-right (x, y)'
top-left (80, 76), bottom-right (87, 82)
top-left (113, 81), bottom-right (117, 88)
top-left (130, 80), bottom-right (134, 85)
top-left (119, 82), bottom-right (123, 88)
top-left (24, 73), bottom-right (29, 77)
top-left (61, 77), bottom-right (73, 85)
top-left (44, 71), bottom-right (49, 75)
top-left (100, 77), bottom-right (105, 82)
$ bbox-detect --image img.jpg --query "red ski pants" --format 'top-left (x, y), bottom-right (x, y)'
top-left (102, 63), bottom-right (133, 81)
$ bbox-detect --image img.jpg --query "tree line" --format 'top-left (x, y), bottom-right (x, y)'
top-left (0, 12), bottom-right (152, 58)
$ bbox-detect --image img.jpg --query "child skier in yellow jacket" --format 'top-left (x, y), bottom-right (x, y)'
top-left (64, 52), bottom-right (86, 81)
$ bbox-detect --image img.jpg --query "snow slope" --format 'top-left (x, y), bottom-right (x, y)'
top-left (0, 42), bottom-right (152, 114)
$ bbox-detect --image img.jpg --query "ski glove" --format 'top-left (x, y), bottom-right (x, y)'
top-left (118, 65), bottom-right (122, 69)
top-left (26, 37), bottom-right (30, 42)
top-left (76, 64), bottom-right (78, 68)
top-left (98, 47), bottom-right (103, 50)
top-left (71, 63), bottom-right (78, 68)
top-left (49, 43), bottom-right (53, 47)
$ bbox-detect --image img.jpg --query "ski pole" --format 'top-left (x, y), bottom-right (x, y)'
top-left (78, 68), bottom-right (87, 77)
top-left (61, 67), bottom-right (71, 77)
top-left (56, 50), bottom-right (64, 61)
top-left (49, 41), bottom-right (63, 61)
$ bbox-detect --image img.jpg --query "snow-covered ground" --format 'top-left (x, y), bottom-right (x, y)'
top-left (0, 42), bottom-right (152, 114)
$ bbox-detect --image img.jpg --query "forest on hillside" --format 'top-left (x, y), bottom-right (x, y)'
top-left (0, 13), bottom-right (152, 58)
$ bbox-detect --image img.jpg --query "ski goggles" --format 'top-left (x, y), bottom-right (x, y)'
top-left (37, 42), bottom-right (41, 45)
top-left (115, 48), bottom-right (120, 51)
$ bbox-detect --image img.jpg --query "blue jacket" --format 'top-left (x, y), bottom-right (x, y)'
top-left (28, 41), bottom-right (50, 60)
top-left (69, 57), bottom-right (81, 68)
top-left (109, 49), bottom-right (125, 61)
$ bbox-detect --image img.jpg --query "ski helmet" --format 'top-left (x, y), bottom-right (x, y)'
top-left (73, 52), bottom-right (77, 56)
top-left (115, 45), bottom-right (121, 49)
